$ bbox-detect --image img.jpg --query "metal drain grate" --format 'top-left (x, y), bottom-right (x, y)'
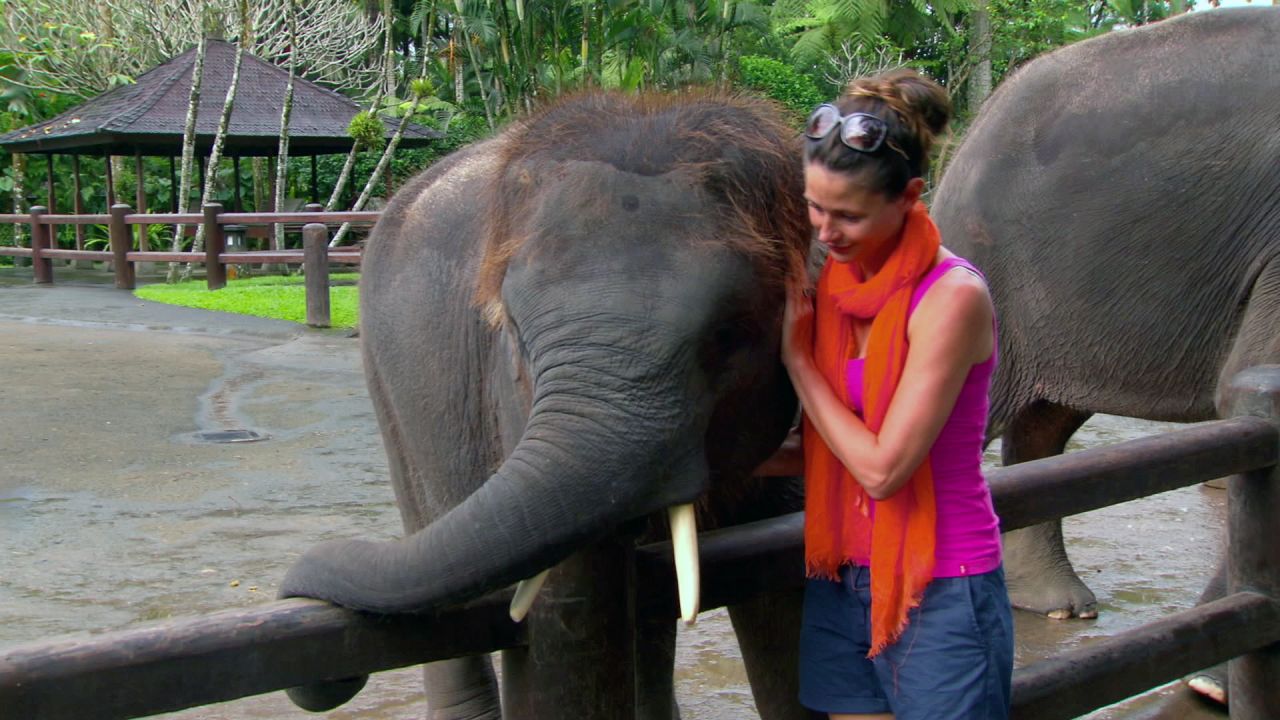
top-left (195, 429), bottom-right (268, 444)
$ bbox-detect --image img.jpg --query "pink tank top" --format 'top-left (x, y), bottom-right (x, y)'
top-left (844, 257), bottom-right (1002, 578)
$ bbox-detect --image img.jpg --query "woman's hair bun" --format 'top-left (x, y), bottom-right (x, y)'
top-left (847, 68), bottom-right (951, 158)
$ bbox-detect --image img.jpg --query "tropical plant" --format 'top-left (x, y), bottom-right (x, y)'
top-left (1, 0), bottom-right (386, 100)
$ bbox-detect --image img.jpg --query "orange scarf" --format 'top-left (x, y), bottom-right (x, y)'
top-left (802, 201), bottom-right (939, 657)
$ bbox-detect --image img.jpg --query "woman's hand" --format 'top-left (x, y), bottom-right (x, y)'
top-left (781, 282), bottom-right (815, 371)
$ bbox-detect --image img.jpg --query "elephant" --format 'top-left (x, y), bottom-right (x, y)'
top-left (279, 92), bottom-right (815, 719)
top-left (930, 5), bottom-right (1280, 705)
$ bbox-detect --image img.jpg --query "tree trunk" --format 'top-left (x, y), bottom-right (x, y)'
top-left (183, 2), bottom-right (248, 281)
top-left (252, 157), bottom-right (268, 212)
top-left (967, 0), bottom-right (993, 117)
top-left (329, 95), bottom-right (418, 247)
top-left (325, 0), bottom-right (396, 212)
top-left (457, 2), bottom-right (495, 130)
top-left (167, 34), bottom-right (207, 283)
top-left (272, 0), bottom-right (298, 273)
top-left (452, 36), bottom-right (464, 104)
top-left (381, 0), bottom-right (396, 97)
top-left (580, 0), bottom-right (589, 80)
top-left (10, 153), bottom-right (27, 266)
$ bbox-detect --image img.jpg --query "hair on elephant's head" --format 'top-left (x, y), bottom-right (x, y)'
top-left (280, 91), bottom-right (809, 632)
top-left (476, 92), bottom-right (810, 328)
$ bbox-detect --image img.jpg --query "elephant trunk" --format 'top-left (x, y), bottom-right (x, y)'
top-left (280, 387), bottom-right (702, 614)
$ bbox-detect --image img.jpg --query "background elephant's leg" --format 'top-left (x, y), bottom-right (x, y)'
top-left (635, 613), bottom-right (680, 720)
top-left (1189, 259), bottom-right (1280, 708)
top-left (1186, 560), bottom-right (1229, 705)
top-left (728, 588), bottom-right (815, 720)
top-left (1000, 400), bottom-right (1096, 618)
top-left (1214, 257), bottom-right (1280, 419)
top-left (421, 656), bottom-right (501, 720)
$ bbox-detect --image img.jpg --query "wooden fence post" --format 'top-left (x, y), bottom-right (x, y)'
top-left (303, 223), bottom-right (330, 328)
top-left (1228, 364), bottom-right (1280, 719)
top-left (28, 206), bottom-right (52, 284)
top-left (501, 538), bottom-right (637, 720)
top-left (204, 203), bottom-right (226, 290)
top-left (109, 204), bottom-right (135, 290)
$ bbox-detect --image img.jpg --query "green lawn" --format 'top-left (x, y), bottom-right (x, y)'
top-left (135, 273), bottom-right (359, 329)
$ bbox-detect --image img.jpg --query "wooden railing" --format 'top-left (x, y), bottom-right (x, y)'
top-left (0, 265), bottom-right (1276, 715)
top-left (1, 203), bottom-right (375, 326)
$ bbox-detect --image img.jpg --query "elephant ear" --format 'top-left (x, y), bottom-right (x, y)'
top-left (475, 151), bottom-right (540, 329)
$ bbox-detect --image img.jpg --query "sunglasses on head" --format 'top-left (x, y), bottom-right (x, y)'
top-left (804, 104), bottom-right (889, 154)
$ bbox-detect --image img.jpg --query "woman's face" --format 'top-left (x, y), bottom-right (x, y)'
top-left (804, 162), bottom-right (917, 268)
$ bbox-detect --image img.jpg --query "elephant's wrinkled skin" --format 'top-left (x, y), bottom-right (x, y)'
top-left (932, 6), bottom-right (1280, 704)
top-left (280, 93), bottom-right (813, 719)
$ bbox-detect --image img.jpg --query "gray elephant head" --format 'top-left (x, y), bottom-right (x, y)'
top-left (279, 92), bottom-right (810, 620)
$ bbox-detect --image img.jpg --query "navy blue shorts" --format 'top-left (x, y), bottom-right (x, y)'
top-left (799, 564), bottom-right (1013, 719)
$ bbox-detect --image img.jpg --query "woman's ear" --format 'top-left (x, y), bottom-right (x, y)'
top-left (901, 177), bottom-right (926, 206)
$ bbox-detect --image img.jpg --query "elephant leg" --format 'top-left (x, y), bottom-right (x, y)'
top-left (635, 612), bottom-right (680, 720)
top-left (1000, 400), bottom-right (1097, 618)
top-left (1188, 258), bottom-right (1280, 708)
top-left (421, 656), bottom-right (501, 720)
top-left (728, 588), bottom-right (817, 720)
top-left (1213, 256), bottom-right (1280, 419)
top-left (1185, 560), bottom-right (1229, 706)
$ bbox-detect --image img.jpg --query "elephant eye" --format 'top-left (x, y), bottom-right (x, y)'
top-left (713, 324), bottom-right (748, 354)
top-left (703, 316), bottom-right (758, 376)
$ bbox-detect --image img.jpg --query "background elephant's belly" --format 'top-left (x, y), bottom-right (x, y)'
top-left (0, 309), bottom-right (1226, 720)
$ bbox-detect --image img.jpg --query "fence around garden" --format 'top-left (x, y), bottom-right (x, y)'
top-left (1, 366), bottom-right (1277, 719)
top-left (0, 203), bottom-right (377, 326)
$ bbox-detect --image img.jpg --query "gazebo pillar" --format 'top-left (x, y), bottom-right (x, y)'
top-left (72, 155), bottom-right (91, 269)
top-left (44, 155), bottom-right (58, 268)
top-left (233, 156), bottom-right (243, 212)
top-left (135, 150), bottom-right (152, 275)
top-left (104, 150), bottom-right (115, 207)
top-left (169, 157), bottom-right (178, 212)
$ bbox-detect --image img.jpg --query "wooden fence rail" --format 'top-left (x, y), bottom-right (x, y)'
top-left (6, 202), bottom-right (1280, 716)
top-left (2, 203), bottom-right (373, 318)
top-left (2, 382), bottom-right (1278, 719)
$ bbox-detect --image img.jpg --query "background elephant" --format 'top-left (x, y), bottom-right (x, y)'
top-left (280, 92), bottom-right (814, 719)
top-left (931, 4), bottom-right (1280, 703)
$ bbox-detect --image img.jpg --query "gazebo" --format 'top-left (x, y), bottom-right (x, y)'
top-left (0, 38), bottom-right (441, 222)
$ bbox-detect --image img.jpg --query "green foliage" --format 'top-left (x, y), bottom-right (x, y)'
top-left (134, 273), bottom-right (361, 329)
top-left (409, 77), bottom-right (435, 99)
top-left (987, 0), bottom-right (1097, 82)
top-left (735, 55), bottom-right (827, 121)
top-left (348, 111), bottom-right (387, 150)
top-left (0, 0), bottom-right (1193, 226)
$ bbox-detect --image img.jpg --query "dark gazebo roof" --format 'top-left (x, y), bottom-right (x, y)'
top-left (0, 39), bottom-right (441, 156)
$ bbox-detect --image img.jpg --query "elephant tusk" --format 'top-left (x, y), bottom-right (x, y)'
top-left (509, 569), bottom-right (550, 623)
top-left (669, 503), bottom-right (700, 626)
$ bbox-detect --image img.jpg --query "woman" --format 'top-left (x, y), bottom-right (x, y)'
top-left (782, 70), bottom-right (1013, 719)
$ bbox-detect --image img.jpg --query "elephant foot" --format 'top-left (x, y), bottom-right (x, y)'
top-left (1186, 663), bottom-right (1228, 707)
top-left (1002, 523), bottom-right (1098, 619)
top-left (1005, 565), bottom-right (1098, 619)
top-left (285, 675), bottom-right (369, 711)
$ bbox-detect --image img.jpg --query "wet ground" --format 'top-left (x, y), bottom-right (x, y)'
top-left (0, 267), bottom-right (1229, 719)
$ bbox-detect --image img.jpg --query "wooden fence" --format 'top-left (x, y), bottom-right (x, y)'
top-left (0, 203), bottom-right (377, 327)
top-left (2, 208), bottom-right (1278, 717)
top-left (1, 366), bottom-right (1277, 718)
